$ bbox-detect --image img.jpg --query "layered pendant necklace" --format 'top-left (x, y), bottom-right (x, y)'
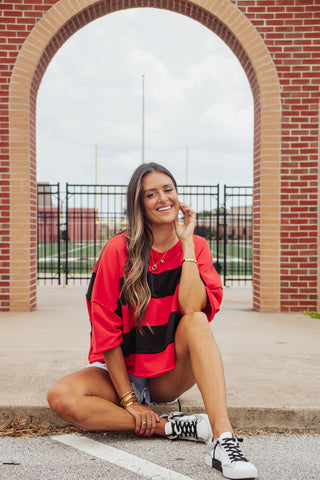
top-left (150, 236), bottom-right (175, 271)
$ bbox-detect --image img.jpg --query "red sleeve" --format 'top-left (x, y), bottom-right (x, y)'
top-left (90, 234), bottom-right (127, 355)
top-left (195, 236), bottom-right (223, 321)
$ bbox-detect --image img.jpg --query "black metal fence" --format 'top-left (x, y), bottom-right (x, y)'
top-left (222, 186), bottom-right (253, 284)
top-left (37, 183), bottom-right (252, 286)
top-left (37, 183), bottom-right (61, 283)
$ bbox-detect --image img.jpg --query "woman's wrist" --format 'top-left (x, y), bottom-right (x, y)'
top-left (120, 389), bottom-right (137, 409)
top-left (183, 258), bottom-right (198, 266)
top-left (181, 239), bottom-right (196, 257)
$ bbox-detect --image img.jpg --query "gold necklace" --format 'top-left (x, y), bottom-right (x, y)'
top-left (150, 237), bottom-right (175, 271)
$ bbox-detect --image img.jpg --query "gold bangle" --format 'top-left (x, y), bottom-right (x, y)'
top-left (120, 390), bottom-right (136, 406)
top-left (120, 390), bottom-right (135, 402)
top-left (120, 393), bottom-right (136, 406)
top-left (124, 400), bottom-right (137, 409)
top-left (183, 258), bottom-right (198, 265)
top-left (120, 389), bottom-right (134, 400)
top-left (120, 396), bottom-right (136, 407)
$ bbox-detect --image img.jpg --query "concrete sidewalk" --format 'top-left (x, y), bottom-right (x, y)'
top-left (0, 286), bottom-right (319, 431)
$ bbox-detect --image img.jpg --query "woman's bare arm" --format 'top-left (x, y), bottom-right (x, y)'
top-left (175, 202), bottom-right (207, 313)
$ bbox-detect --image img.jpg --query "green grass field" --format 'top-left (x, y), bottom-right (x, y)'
top-left (38, 240), bottom-right (252, 278)
top-left (38, 241), bottom-right (105, 258)
top-left (37, 241), bottom-right (104, 275)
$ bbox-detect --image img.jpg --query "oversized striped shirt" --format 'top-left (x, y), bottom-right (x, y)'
top-left (87, 232), bottom-right (223, 378)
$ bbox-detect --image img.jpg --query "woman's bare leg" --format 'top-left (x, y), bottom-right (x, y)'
top-left (47, 367), bottom-right (167, 434)
top-left (149, 312), bottom-right (233, 438)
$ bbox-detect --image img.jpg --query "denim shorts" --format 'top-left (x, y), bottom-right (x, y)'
top-left (88, 361), bottom-right (178, 406)
top-left (87, 361), bottom-right (153, 405)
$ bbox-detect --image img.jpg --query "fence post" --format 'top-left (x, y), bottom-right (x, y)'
top-left (216, 184), bottom-right (220, 270)
top-left (65, 183), bottom-right (69, 285)
top-left (57, 183), bottom-right (61, 285)
top-left (223, 185), bottom-right (227, 286)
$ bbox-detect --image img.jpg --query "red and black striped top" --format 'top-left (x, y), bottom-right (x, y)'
top-left (87, 232), bottom-right (223, 378)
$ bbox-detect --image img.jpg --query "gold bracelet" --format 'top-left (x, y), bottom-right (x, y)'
top-left (120, 390), bottom-right (136, 407)
top-left (120, 394), bottom-right (136, 405)
top-left (121, 397), bottom-right (137, 408)
top-left (120, 389), bottom-right (135, 401)
top-left (183, 258), bottom-right (198, 265)
top-left (120, 392), bottom-right (136, 406)
top-left (123, 399), bottom-right (137, 409)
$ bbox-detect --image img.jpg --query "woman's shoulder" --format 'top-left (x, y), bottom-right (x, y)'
top-left (96, 232), bottom-right (128, 270)
top-left (106, 232), bottom-right (127, 250)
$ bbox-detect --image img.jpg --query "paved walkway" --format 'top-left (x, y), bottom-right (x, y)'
top-left (1, 286), bottom-right (319, 431)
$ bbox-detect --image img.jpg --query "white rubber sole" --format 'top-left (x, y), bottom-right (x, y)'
top-left (205, 453), bottom-right (258, 480)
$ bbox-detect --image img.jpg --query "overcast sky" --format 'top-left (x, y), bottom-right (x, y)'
top-left (36, 8), bottom-right (253, 187)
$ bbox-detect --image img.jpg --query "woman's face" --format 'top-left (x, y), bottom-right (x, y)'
top-left (141, 171), bottom-right (179, 228)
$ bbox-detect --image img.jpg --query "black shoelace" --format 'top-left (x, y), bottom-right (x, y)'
top-left (171, 418), bottom-right (198, 440)
top-left (219, 436), bottom-right (248, 463)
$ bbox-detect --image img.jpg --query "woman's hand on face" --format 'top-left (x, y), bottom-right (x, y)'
top-left (125, 401), bottom-right (160, 437)
top-left (174, 202), bottom-right (196, 241)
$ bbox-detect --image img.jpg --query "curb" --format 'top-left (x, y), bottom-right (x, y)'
top-left (1, 405), bottom-right (319, 433)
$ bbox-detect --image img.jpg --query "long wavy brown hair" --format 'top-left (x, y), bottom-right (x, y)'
top-left (122, 162), bottom-right (178, 328)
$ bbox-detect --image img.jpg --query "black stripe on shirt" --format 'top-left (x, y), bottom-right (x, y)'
top-left (147, 266), bottom-right (182, 298)
top-left (117, 266), bottom-right (182, 309)
top-left (120, 311), bottom-right (182, 357)
top-left (86, 271), bottom-right (96, 303)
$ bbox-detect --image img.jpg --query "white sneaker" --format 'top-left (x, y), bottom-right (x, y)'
top-left (164, 412), bottom-right (212, 443)
top-left (205, 432), bottom-right (258, 479)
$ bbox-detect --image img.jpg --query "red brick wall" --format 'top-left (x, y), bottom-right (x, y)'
top-left (234, 0), bottom-right (320, 311)
top-left (1, 0), bottom-right (319, 311)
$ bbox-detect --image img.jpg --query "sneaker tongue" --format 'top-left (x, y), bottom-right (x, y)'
top-left (218, 431), bottom-right (234, 441)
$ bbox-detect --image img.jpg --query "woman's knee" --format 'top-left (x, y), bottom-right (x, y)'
top-left (47, 381), bottom-right (78, 420)
top-left (178, 311), bottom-right (212, 338)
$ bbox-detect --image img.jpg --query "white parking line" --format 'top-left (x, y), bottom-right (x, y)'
top-left (53, 434), bottom-right (194, 480)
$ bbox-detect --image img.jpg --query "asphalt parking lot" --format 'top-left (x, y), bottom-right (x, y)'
top-left (1, 431), bottom-right (319, 480)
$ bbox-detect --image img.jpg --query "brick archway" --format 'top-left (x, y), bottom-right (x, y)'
top-left (8, 0), bottom-right (282, 311)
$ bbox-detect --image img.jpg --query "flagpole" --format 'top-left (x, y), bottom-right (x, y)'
top-left (142, 75), bottom-right (145, 163)
top-left (186, 146), bottom-right (189, 185)
top-left (94, 144), bottom-right (98, 212)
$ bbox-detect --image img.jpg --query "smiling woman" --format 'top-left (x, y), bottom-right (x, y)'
top-left (47, 161), bottom-right (258, 479)
top-left (36, 8), bottom-right (253, 186)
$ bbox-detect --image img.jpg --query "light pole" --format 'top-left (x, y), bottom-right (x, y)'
top-left (186, 146), bottom-right (189, 185)
top-left (142, 75), bottom-right (145, 163)
top-left (94, 144), bottom-right (98, 211)
top-left (185, 146), bottom-right (189, 206)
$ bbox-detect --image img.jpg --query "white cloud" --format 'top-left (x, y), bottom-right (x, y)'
top-left (36, 8), bottom-right (253, 187)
